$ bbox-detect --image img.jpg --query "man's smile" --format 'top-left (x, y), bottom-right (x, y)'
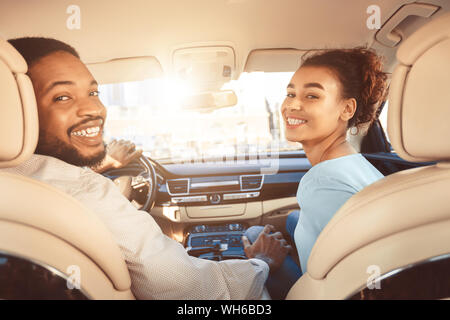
top-left (68, 118), bottom-right (104, 147)
top-left (71, 126), bottom-right (101, 137)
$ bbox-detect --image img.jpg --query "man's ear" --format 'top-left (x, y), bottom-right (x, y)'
top-left (340, 98), bottom-right (357, 122)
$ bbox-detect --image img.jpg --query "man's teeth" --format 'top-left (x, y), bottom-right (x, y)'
top-left (71, 126), bottom-right (101, 137)
top-left (287, 118), bottom-right (307, 125)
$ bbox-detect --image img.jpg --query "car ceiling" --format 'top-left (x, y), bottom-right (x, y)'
top-left (1, 0), bottom-right (449, 77)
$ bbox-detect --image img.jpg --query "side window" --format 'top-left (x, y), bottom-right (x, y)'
top-left (378, 100), bottom-right (390, 145)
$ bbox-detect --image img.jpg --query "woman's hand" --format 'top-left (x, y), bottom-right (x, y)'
top-left (92, 139), bottom-right (143, 173)
top-left (242, 225), bottom-right (292, 273)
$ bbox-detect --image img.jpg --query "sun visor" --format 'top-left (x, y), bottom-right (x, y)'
top-left (86, 56), bottom-right (163, 84)
top-left (244, 49), bottom-right (309, 73)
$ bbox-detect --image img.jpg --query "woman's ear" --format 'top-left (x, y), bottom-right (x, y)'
top-left (340, 98), bottom-right (357, 122)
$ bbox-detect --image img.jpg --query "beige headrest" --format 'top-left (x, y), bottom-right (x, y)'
top-left (388, 13), bottom-right (450, 162)
top-left (0, 38), bottom-right (38, 168)
top-left (0, 172), bottom-right (132, 291)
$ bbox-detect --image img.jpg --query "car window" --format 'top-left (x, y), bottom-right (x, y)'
top-left (99, 72), bottom-right (300, 163)
top-left (378, 100), bottom-right (391, 145)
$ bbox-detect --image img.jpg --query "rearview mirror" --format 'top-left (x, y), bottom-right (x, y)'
top-left (181, 90), bottom-right (238, 113)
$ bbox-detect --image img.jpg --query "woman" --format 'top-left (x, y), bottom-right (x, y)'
top-left (243, 47), bottom-right (387, 298)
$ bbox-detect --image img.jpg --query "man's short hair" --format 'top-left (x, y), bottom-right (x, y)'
top-left (8, 37), bottom-right (80, 68)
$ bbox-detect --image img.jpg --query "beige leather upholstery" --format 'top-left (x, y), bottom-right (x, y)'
top-left (307, 164), bottom-right (450, 281)
top-left (388, 13), bottom-right (450, 163)
top-left (287, 219), bottom-right (450, 299)
top-left (0, 221), bottom-right (134, 299)
top-left (0, 39), bottom-right (38, 167)
top-left (0, 173), bottom-right (132, 290)
top-left (0, 38), bottom-right (134, 299)
top-left (287, 13), bottom-right (450, 300)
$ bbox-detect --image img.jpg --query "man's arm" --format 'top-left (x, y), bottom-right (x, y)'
top-left (82, 171), bottom-right (276, 299)
top-left (242, 224), bottom-right (291, 273)
top-left (92, 139), bottom-right (143, 173)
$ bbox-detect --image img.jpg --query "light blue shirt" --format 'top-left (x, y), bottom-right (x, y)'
top-left (294, 153), bottom-right (384, 273)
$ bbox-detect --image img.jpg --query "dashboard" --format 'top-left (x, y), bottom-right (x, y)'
top-left (107, 150), bottom-right (415, 260)
top-left (141, 152), bottom-right (310, 253)
top-left (101, 152), bottom-right (310, 260)
top-left (154, 154), bottom-right (311, 209)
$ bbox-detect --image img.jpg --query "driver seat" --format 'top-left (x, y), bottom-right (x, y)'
top-left (0, 38), bottom-right (134, 299)
top-left (286, 12), bottom-right (450, 299)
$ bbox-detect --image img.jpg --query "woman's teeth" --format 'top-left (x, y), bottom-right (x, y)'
top-left (71, 126), bottom-right (101, 137)
top-left (287, 118), bottom-right (307, 125)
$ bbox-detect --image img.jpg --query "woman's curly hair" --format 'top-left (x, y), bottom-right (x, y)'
top-left (301, 47), bottom-right (388, 132)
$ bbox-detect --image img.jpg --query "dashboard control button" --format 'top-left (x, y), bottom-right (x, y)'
top-left (209, 194), bottom-right (221, 204)
top-left (229, 224), bottom-right (240, 231)
top-left (194, 225), bottom-right (206, 233)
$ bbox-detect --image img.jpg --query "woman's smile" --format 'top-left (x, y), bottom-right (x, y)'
top-left (284, 116), bottom-right (308, 129)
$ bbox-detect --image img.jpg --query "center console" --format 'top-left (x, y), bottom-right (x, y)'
top-left (185, 223), bottom-right (247, 261)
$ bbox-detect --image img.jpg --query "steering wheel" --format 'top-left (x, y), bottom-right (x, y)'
top-left (101, 155), bottom-right (158, 212)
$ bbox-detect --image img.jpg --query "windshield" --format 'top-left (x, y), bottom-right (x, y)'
top-left (99, 72), bottom-right (301, 163)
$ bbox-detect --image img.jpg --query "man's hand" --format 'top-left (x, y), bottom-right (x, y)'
top-left (106, 139), bottom-right (143, 167)
top-left (92, 139), bottom-right (143, 173)
top-left (242, 225), bottom-right (292, 273)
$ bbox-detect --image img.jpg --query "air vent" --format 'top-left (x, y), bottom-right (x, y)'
top-left (240, 175), bottom-right (263, 191)
top-left (167, 179), bottom-right (189, 195)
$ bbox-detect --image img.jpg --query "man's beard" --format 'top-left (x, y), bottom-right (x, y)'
top-left (35, 129), bottom-right (106, 167)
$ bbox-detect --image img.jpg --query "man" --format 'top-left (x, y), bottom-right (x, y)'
top-left (3, 37), bottom-right (291, 299)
